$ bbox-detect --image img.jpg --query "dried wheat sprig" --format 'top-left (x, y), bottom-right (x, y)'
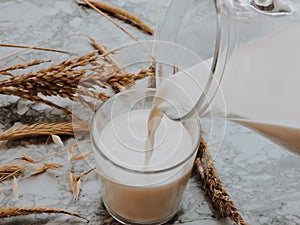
top-left (0, 164), bottom-right (23, 182)
top-left (0, 52), bottom-right (150, 115)
top-left (194, 139), bottom-right (248, 225)
top-left (87, 0), bottom-right (153, 35)
top-left (0, 59), bottom-right (51, 73)
top-left (69, 172), bottom-right (81, 201)
top-left (80, 0), bottom-right (155, 62)
top-left (29, 165), bottom-right (49, 176)
top-left (30, 163), bottom-right (63, 176)
top-left (19, 154), bottom-right (36, 163)
top-left (69, 168), bottom-right (95, 201)
top-left (1, 71), bottom-right (15, 77)
top-left (36, 139), bottom-right (91, 163)
top-left (43, 163), bottom-right (63, 170)
top-left (102, 46), bottom-right (123, 56)
top-left (0, 122), bottom-right (89, 141)
top-left (88, 36), bottom-right (122, 71)
top-left (0, 87), bottom-right (74, 117)
top-left (78, 167), bottom-right (95, 178)
top-left (0, 206), bottom-right (88, 222)
top-left (68, 146), bottom-right (76, 162)
top-left (0, 43), bottom-right (76, 55)
top-left (70, 150), bottom-right (92, 161)
top-left (1, 52), bottom-right (97, 87)
top-left (76, 87), bottom-right (109, 102)
top-left (80, 68), bottom-right (151, 93)
top-left (105, 69), bottom-right (151, 92)
top-left (72, 95), bottom-right (98, 111)
top-left (0, 52), bottom-right (109, 115)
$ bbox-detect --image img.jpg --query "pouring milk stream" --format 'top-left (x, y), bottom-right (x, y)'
top-left (148, 24), bottom-right (300, 155)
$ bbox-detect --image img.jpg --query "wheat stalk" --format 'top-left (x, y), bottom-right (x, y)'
top-left (0, 122), bottom-right (89, 141)
top-left (194, 139), bottom-right (249, 225)
top-left (87, 0), bottom-right (153, 35)
top-left (0, 206), bottom-right (88, 222)
top-left (0, 43), bottom-right (76, 55)
top-left (0, 164), bottom-right (24, 182)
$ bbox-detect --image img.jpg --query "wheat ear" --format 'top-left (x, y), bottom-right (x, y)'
top-left (87, 0), bottom-right (153, 34)
top-left (0, 59), bottom-right (51, 73)
top-left (194, 139), bottom-right (249, 225)
top-left (0, 206), bottom-right (88, 222)
top-left (0, 122), bottom-right (89, 141)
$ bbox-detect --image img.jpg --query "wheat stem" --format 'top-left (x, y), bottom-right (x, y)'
top-left (0, 43), bottom-right (76, 55)
top-left (0, 206), bottom-right (89, 222)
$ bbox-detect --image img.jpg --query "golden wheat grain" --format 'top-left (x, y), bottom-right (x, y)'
top-left (43, 163), bottom-right (63, 170)
top-left (70, 151), bottom-right (92, 162)
top-left (51, 134), bottom-right (64, 146)
top-left (30, 165), bottom-right (48, 176)
top-left (68, 146), bottom-right (76, 162)
top-left (12, 176), bottom-right (18, 198)
top-left (19, 154), bottom-right (36, 164)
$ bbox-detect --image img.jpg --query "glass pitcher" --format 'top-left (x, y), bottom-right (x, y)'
top-left (155, 0), bottom-right (300, 154)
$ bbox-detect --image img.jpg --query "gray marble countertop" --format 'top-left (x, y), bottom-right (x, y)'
top-left (0, 1), bottom-right (299, 225)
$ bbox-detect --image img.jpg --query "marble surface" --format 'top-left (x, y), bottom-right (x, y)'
top-left (0, 1), bottom-right (299, 225)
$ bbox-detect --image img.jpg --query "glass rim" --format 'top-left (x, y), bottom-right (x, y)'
top-left (90, 88), bottom-right (201, 175)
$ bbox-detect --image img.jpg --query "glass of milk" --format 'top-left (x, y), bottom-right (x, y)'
top-left (91, 88), bottom-right (201, 225)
